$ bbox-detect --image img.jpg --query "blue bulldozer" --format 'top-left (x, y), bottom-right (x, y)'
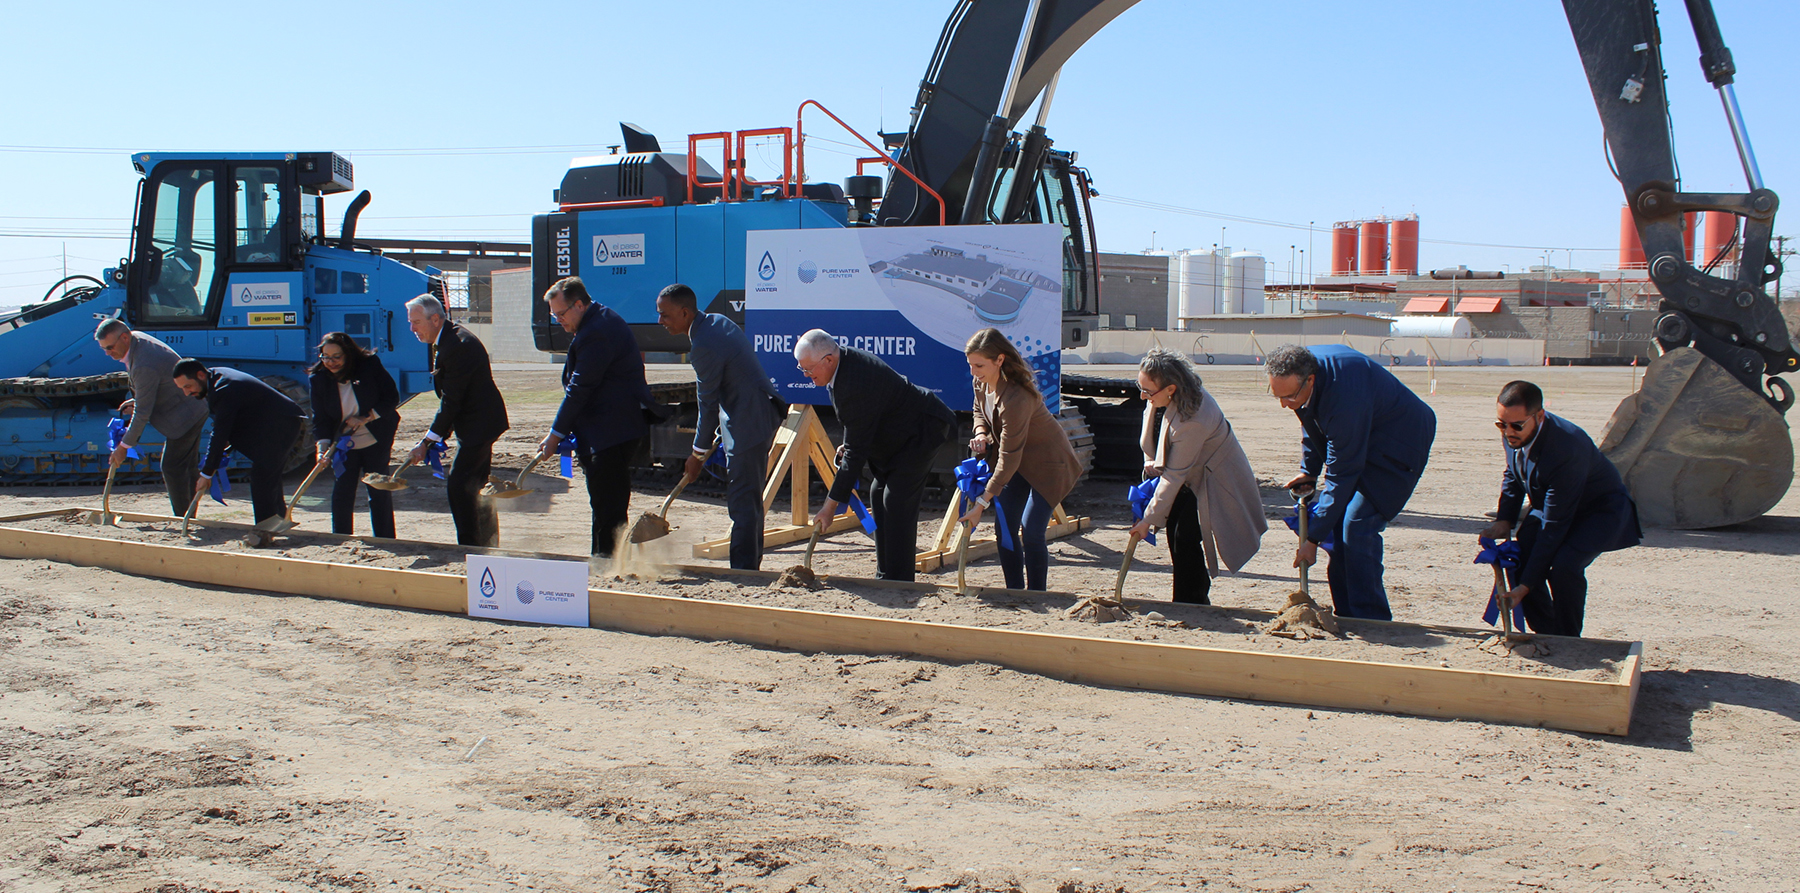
top-left (0, 152), bottom-right (441, 484)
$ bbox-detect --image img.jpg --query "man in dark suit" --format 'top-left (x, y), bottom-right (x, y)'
top-left (656, 283), bottom-right (783, 569)
top-left (1482, 380), bottom-right (1641, 637)
top-left (795, 329), bottom-right (953, 581)
top-left (96, 318), bottom-right (209, 515)
top-left (1267, 343), bottom-right (1437, 620)
top-left (172, 360), bottom-right (305, 526)
top-left (405, 294), bottom-right (509, 547)
top-left (538, 277), bottom-right (653, 557)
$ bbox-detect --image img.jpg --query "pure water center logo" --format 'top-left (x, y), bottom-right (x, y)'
top-left (516, 580), bottom-right (536, 605)
top-left (757, 251), bottom-right (777, 281)
top-left (479, 567), bottom-right (496, 599)
top-left (797, 260), bottom-right (819, 284)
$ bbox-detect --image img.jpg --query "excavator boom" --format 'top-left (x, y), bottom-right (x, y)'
top-left (1563, 0), bottom-right (1794, 527)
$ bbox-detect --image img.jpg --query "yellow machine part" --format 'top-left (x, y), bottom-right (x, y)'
top-left (1600, 346), bottom-right (1795, 529)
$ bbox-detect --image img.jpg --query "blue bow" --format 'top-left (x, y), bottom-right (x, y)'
top-left (1475, 536), bottom-right (1527, 629)
top-left (423, 439), bottom-right (447, 479)
top-left (558, 433), bottom-right (579, 478)
top-left (1282, 508), bottom-right (1337, 552)
top-left (953, 457), bottom-right (1009, 549)
top-left (703, 444), bottom-right (729, 481)
top-left (1127, 477), bottom-right (1158, 545)
top-left (209, 450), bottom-right (233, 505)
top-left (106, 416), bottom-right (139, 460)
top-left (845, 488), bottom-right (877, 535)
top-left (330, 434), bottom-right (354, 478)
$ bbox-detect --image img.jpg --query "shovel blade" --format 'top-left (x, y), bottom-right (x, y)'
top-left (627, 512), bottom-right (671, 544)
top-left (256, 517), bottom-right (297, 534)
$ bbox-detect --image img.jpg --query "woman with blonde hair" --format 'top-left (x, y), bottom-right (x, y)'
top-left (1128, 348), bottom-right (1265, 603)
top-left (960, 328), bottom-right (1082, 590)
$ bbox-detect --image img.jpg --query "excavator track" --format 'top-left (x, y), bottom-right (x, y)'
top-left (0, 373), bottom-right (158, 486)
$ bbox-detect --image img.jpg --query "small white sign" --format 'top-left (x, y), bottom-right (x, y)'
top-left (592, 233), bottom-right (646, 266)
top-left (466, 554), bottom-right (590, 627)
top-left (231, 281), bottom-right (292, 307)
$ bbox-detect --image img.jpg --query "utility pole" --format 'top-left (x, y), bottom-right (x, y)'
top-left (1777, 234), bottom-right (1791, 299)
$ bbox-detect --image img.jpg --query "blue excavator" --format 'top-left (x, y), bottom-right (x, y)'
top-left (0, 152), bottom-right (439, 483)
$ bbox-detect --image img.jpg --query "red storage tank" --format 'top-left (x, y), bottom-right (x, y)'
top-left (1331, 225), bottom-right (1358, 275)
top-left (1702, 210), bottom-right (1738, 267)
top-left (1358, 220), bottom-right (1387, 275)
top-left (1387, 216), bottom-right (1419, 275)
top-left (1683, 211), bottom-right (1698, 262)
top-left (1618, 205), bottom-right (1645, 269)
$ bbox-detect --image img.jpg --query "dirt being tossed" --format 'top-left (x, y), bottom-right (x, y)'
top-left (1065, 594), bottom-right (1132, 623)
top-left (774, 564), bottom-right (822, 590)
top-left (1265, 590), bottom-right (1341, 640)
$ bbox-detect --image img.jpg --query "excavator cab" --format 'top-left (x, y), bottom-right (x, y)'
top-left (987, 147), bottom-right (1100, 346)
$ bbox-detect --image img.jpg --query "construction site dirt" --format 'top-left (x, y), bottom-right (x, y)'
top-left (2, 365), bottom-right (1794, 892)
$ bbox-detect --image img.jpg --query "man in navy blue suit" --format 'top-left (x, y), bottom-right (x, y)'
top-left (656, 283), bottom-right (784, 570)
top-left (538, 276), bottom-right (654, 557)
top-left (172, 360), bottom-right (306, 527)
top-left (1267, 344), bottom-right (1437, 620)
top-left (1482, 380), bottom-right (1641, 637)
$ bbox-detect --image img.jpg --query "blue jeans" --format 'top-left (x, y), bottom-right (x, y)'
top-left (1324, 489), bottom-right (1394, 621)
top-left (994, 475), bottom-right (1054, 591)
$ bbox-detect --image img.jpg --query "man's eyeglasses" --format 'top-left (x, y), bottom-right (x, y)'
top-left (1494, 419), bottom-right (1530, 432)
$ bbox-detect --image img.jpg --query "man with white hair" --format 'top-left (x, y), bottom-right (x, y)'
top-left (795, 329), bottom-right (953, 581)
top-left (94, 318), bottom-right (209, 515)
top-left (405, 294), bottom-right (509, 546)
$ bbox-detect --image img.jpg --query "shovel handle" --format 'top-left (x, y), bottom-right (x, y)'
top-left (388, 456), bottom-right (419, 483)
top-left (1113, 534), bottom-right (1141, 602)
top-left (100, 462), bottom-right (119, 519)
top-left (180, 492), bottom-right (201, 536)
top-left (803, 526), bottom-right (821, 571)
top-left (954, 521), bottom-right (974, 595)
top-left (1492, 530), bottom-right (1516, 639)
top-left (659, 443), bottom-right (718, 518)
top-left (283, 458), bottom-right (330, 523)
top-left (1294, 491), bottom-right (1313, 596)
top-left (514, 454), bottom-right (544, 488)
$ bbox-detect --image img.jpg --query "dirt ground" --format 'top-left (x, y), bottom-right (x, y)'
top-left (2, 363), bottom-right (1796, 893)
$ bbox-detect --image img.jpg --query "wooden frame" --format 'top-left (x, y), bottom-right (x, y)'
top-left (0, 515), bottom-right (1641, 735)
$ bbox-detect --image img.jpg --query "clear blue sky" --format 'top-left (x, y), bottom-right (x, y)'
top-left (4, 0), bottom-right (1796, 309)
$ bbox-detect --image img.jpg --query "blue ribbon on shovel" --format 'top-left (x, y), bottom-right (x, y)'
top-left (423, 439), bottom-right (448, 479)
top-left (953, 457), bottom-right (1010, 549)
top-left (330, 434), bottom-right (354, 478)
top-left (557, 433), bottom-right (579, 478)
top-left (209, 450), bottom-right (234, 505)
top-left (1474, 536), bottom-right (1527, 629)
top-left (1126, 477), bottom-right (1158, 545)
top-left (106, 415), bottom-right (139, 460)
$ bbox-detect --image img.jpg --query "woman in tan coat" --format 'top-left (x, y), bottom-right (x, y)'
top-left (959, 328), bottom-right (1083, 591)
top-left (1127, 348), bottom-right (1266, 603)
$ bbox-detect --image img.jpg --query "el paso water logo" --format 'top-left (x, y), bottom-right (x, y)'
top-left (592, 234), bottom-right (646, 266)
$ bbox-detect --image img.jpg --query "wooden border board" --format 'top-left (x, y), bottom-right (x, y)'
top-left (0, 520), bottom-right (1641, 735)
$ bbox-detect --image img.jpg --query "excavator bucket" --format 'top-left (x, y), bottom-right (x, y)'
top-left (1599, 347), bottom-right (1794, 529)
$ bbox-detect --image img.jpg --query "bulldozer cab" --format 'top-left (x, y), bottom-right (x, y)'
top-left (126, 158), bottom-right (302, 328)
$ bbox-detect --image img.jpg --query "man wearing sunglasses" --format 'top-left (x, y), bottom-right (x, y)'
top-left (1266, 343), bottom-right (1436, 620)
top-left (1481, 380), bottom-right (1640, 637)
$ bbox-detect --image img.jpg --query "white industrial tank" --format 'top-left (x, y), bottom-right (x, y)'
top-left (1226, 250), bottom-right (1265, 314)
top-left (1390, 315), bottom-right (1473, 338)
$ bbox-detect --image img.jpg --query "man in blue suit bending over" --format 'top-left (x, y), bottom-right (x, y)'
top-left (1267, 344), bottom-right (1436, 620)
top-left (172, 359), bottom-right (306, 529)
top-left (656, 283), bottom-right (784, 570)
top-left (539, 276), bottom-right (653, 557)
top-left (1481, 380), bottom-right (1640, 637)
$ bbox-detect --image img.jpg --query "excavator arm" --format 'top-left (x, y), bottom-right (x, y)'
top-left (1565, 0), bottom-right (1796, 527)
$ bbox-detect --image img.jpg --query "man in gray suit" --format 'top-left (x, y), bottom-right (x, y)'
top-left (656, 283), bottom-right (783, 569)
top-left (95, 318), bottom-right (209, 515)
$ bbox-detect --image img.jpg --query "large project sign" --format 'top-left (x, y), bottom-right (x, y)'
top-left (745, 223), bottom-right (1065, 413)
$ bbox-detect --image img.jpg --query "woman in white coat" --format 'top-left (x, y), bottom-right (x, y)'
top-left (1127, 348), bottom-right (1267, 603)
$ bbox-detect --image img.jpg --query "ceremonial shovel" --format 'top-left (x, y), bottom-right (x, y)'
top-left (363, 457), bottom-right (418, 491)
top-left (481, 455), bottom-right (544, 499)
top-left (628, 443), bottom-right (719, 544)
top-left (88, 462), bottom-right (120, 527)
